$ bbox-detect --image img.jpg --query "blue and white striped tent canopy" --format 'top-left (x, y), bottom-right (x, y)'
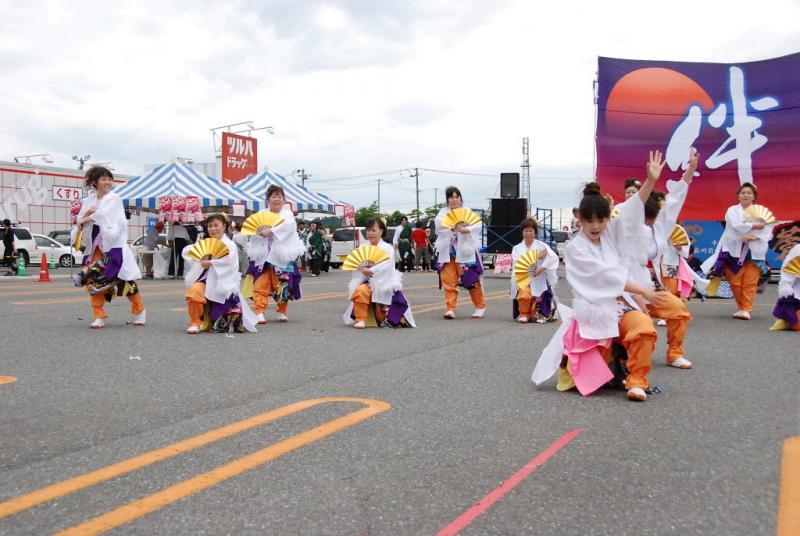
top-left (114, 160), bottom-right (264, 211)
top-left (232, 169), bottom-right (349, 213)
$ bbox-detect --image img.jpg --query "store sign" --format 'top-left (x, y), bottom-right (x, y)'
top-left (222, 132), bottom-right (258, 184)
top-left (52, 185), bottom-right (83, 201)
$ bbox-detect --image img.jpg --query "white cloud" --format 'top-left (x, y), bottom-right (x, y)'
top-left (1, 0), bottom-right (798, 211)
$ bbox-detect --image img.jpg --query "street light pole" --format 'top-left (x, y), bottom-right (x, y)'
top-left (377, 179), bottom-right (381, 216)
top-left (414, 167), bottom-right (419, 219)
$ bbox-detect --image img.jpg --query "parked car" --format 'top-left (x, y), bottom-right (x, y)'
top-left (31, 234), bottom-right (82, 267)
top-left (552, 230), bottom-right (569, 260)
top-left (48, 229), bottom-right (73, 247)
top-left (329, 226), bottom-right (399, 268)
top-left (0, 225), bottom-right (36, 268)
top-left (130, 232), bottom-right (169, 257)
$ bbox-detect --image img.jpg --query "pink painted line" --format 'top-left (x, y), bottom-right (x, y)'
top-left (436, 429), bottom-right (583, 536)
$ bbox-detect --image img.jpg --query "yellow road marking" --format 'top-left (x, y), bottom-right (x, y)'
top-left (0, 397), bottom-right (389, 528)
top-left (11, 289), bottom-right (184, 305)
top-left (0, 375), bottom-right (17, 385)
top-left (778, 436), bottom-right (800, 536)
top-left (411, 290), bottom-right (508, 314)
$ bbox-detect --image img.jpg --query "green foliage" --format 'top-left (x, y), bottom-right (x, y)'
top-left (355, 201), bottom-right (381, 227)
top-left (385, 210), bottom-right (406, 226)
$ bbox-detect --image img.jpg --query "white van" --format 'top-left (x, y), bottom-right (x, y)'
top-left (330, 226), bottom-right (398, 268)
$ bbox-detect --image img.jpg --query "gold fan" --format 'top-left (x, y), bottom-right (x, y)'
top-left (241, 211), bottom-right (285, 235)
top-left (187, 238), bottom-right (230, 261)
top-left (514, 249), bottom-right (540, 289)
top-left (784, 257), bottom-right (800, 276)
top-left (744, 204), bottom-right (776, 224)
top-left (342, 245), bottom-right (390, 271)
top-left (610, 208), bottom-right (621, 220)
top-left (668, 225), bottom-right (690, 247)
top-left (442, 207), bottom-right (481, 229)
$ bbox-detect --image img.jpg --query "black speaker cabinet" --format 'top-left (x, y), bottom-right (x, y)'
top-left (486, 226), bottom-right (522, 253)
top-left (490, 198), bottom-right (528, 227)
top-left (500, 172), bottom-right (520, 198)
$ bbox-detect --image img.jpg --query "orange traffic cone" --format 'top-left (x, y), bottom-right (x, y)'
top-left (38, 253), bottom-right (52, 282)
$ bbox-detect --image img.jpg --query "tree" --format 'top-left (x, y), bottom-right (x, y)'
top-left (385, 210), bottom-right (406, 226)
top-left (355, 201), bottom-right (381, 226)
top-left (424, 203), bottom-right (446, 220)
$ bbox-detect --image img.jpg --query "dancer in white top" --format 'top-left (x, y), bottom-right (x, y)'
top-left (770, 244), bottom-right (800, 331)
top-left (433, 186), bottom-right (485, 319)
top-left (532, 151), bottom-right (670, 402)
top-left (242, 185), bottom-right (306, 324)
top-left (701, 182), bottom-right (773, 319)
top-left (71, 166), bottom-right (145, 329)
top-left (343, 217), bottom-right (416, 329)
top-left (183, 213), bottom-right (257, 334)
top-left (510, 218), bottom-right (559, 324)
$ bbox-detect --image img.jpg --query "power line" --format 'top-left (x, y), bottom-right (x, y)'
top-left (419, 168), bottom-right (497, 177)
top-left (310, 169), bottom-right (407, 184)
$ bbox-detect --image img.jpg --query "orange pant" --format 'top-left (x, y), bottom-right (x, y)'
top-left (599, 310), bottom-right (656, 390)
top-left (253, 267), bottom-right (288, 314)
top-left (90, 292), bottom-right (144, 320)
top-left (517, 286), bottom-right (533, 317)
top-left (440, 260), bottom-right (485, 311)
top-left (87, 248), bottom-right (145, 319)
top-left (351, 283), bottom-right (386, 324)
top-left (647, 291), bottom-right (692, 362)
top-left (186, 282), bottom-right (207, 327)
top-left (724, 261), bottom-right (761, 312)
top-left (662, 275), bottom-right (679, 297)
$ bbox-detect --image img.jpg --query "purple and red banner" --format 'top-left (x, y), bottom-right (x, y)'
top-left (596, 53), bottom-right (800, 220)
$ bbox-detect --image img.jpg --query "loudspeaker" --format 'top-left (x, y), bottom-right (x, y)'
top-left (490, 198), bottom-right (528, 227)
top-left (500, 172), bottom-right (520, 198)
top-left (486, 226), bottom-right (522, 253)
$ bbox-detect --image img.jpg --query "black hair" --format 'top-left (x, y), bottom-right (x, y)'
top-left (624, 178), bottom-right (641, 190)
top-left (415, 221), bottom-right (423, 229)
top-left (578, 182), bottom-right (611, 221)
top-left (445, 186), bottom-right (462, 201)
top-left (2, 218), bottom-right (10, 227)
top-left (737, 182), bottom-right (758, 201)
top-left (297, 220), bottom-right (306, 227)
top-left (85, 166), bottom-right (113, 189)
top-left (644, 191), bottom-right (665, 220)
top-left (401, 216), bottom-right (409, 222)
top-left (266, 184), bottom-right (285, 200)
top-left (206, 213), bottom-right (230, 231)
top-left (365, 217), bottom-right (387, 237)
top-left (520, 217), bottom-right (538, 233)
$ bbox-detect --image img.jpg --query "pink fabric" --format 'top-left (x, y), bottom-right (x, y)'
top-left (563, 319), bottom-right (614, 396)
top-left (677, 258), bottom-right (695, 298)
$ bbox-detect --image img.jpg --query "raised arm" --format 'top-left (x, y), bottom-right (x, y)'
top-left (638, 150), bottom-right (666, 204)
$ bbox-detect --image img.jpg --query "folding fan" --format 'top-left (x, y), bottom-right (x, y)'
top-left (668, 225), bottom-right (690, 247)
top-left (784, 257), bottom-right (800, 277)
top-left (514, 249), bottom-right (540, 289)
top-left (744, 204), bottom-right (776, 224)
top-left (610, 208), bottom-right (621, 220)
top-left (73, 231), bottom-right (83, 251)
top-left (187, 238), bottom-right (230, 261)
top-left (442, 207), bottom-right (481, 229)
top-left (342, 245), bottom-right (390, 271)
top-left (241, 212), bottom-right (285, 235)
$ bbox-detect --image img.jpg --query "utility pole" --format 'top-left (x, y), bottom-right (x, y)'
top-left (413, 167), bottom-right (420, 219)
top-left (434, 187), bottom-right (439, 207)
top-left (377, 179), bottom-right (381, 215)
top-left (294, 169), bottom-right (309, 187)
top-left (521, 137), bottom-right (531, 215)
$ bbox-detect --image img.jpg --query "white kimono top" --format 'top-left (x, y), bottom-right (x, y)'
top-left (245, 206), bottom-right (306, 270)
top-left (71, 191), bottom-right (142, 281)
top-left (700, 203), bottom-right (775, 274)
top-left (509, 239), bottom-right (559, 299)
top-left (433, 206), bottom-right (482, 265)
top-left (645, 179), bottom-right (690, 286)
top-left (566, 194), bottom-right (644, 340)
top-left (183, 235), bottom-right (242, 304)
top-left (778, 244), bottom-right (800, 299)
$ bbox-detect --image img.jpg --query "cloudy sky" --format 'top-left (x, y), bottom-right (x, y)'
top-left (1, 0), bottom-right (798, 211)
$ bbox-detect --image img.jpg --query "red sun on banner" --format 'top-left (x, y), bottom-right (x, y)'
top-left (222, 132), bottom-right (258, 184)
